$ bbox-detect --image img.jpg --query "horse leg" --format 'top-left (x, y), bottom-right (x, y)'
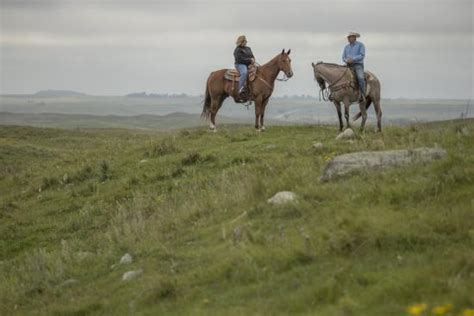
top-left (352, 97), bottom-right (372, 121)
top-left (343, 98), bottom-right (351, 129)
top-left (358, 98), bottom-right (368, 131)
top-left (254, 96), bottom-right (263, 131)
top-left (260, 97), bottom-right (270, 131)
top-left (333, 101), bottom-right (343, 131)
top-left (209, 94), bottom-right (221, 132)
top-left (373, 99), bottom-right (383, 132)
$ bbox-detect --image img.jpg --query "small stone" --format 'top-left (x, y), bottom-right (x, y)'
top-left (76, 251), bottom-right (94, 261)
top-left (120, 253), bottom-right (133, 264)
top-left (265, 144), bottom-right (277, 150)
top-left (59, 279), bottom-right (79, 288)
top-left (312, 142), bottom-right (323, 150)
top-left (63, 173), bottom-right (69, 183)
top-left (459, 127), bottom-right (470, 136)
top-left (336, 128), bottom-right (355, 140)
top-left (372, 139), bottom-right (385, 149)
top-left (139, 159), bottom-right (148, 164)
top-left (267, 191), bottom-right (297, 205)
top-left (122, 269), bottom-right (143, 281)
top-left (233, 226), bottom-right (244, 243)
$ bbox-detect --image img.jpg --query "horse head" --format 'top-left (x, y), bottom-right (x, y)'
top-left (278, 49), bottom-right (293, 78)
top-left (311, 62), bottom-right (326, 90)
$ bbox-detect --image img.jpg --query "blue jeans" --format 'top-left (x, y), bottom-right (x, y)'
top-left (352, 63), bottom-right (365, 95)
top-left (235, 63), bottom-right (248, 91)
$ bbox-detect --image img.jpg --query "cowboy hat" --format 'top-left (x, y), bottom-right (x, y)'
top-left (347, 32), bottom-right (360, 38)
top-left (236, 35), bottom-right (247, 46)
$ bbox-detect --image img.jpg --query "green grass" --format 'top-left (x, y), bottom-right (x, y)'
top-left (0, 121), bottom-right (473, 315)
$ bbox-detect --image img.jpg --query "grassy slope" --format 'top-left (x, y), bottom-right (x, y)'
top-left (0, 121), bottom-right (473, 316)
top-left (0, 112), bottom-right (253, 130)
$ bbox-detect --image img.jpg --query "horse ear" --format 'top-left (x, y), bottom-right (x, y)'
top-left (311, 62), bottom-right (315, 67)
top-left (287, 49), bottom-right (291, 55)
top-left (281, 49), bottom-right (285, 55)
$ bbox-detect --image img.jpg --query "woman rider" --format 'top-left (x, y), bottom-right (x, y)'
top-left (234, 35), bottom-right (255, 95)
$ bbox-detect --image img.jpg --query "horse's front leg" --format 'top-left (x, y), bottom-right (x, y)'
top-left (260, 97), bottom-right (270, 131)
top-left (333, 101), bottom-right (343, 131)
top-left (343, 98), bottom-right (351, 129)
top-left (254, 96), bottom-right (263, 131)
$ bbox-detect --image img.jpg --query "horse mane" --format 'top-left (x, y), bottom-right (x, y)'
top-left (315, 62), bottom-right (347, 69)
top-left (313, 61), bottom-right (348, 85)
top-left (259, 53), bottom-right (281, 69)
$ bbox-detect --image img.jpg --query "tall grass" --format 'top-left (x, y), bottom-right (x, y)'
top-left (0, 121), bottom-right (472, 315)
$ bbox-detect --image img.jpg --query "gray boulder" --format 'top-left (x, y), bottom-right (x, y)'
top-left (321, 147), bottom-right (447, 181)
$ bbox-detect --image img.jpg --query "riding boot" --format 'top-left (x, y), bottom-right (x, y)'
top-left (359, 92), bottom-right (366, 104)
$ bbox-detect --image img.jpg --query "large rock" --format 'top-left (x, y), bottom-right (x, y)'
top-left (321, 147), bottom-right (447, 181)
top-left (267, 191), bottom-right (297, 205)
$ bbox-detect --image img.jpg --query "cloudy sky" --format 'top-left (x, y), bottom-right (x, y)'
top-left (0, 0), bottom-right (473, 98)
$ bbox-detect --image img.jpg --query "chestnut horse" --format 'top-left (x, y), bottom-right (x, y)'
top-left (202, 49), bottom-right (293, 131)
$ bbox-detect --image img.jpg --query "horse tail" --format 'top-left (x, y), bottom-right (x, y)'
top-left (201, 73), bottom-right (212, 120)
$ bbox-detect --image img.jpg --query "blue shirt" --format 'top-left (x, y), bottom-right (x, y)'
top-left (342, 41), bottom-right (365, 64)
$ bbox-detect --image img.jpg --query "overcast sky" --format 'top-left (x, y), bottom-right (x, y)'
top-left (0, 0), bottom-right (473, 98)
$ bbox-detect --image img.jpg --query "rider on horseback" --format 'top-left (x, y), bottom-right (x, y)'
top-left (342, 32), bottom-right (366, 103)
top-left (234, 35), bottom-right (255, 96)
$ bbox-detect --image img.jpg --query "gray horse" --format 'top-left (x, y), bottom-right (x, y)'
top-left (312, 62), bottom-right (382, 132)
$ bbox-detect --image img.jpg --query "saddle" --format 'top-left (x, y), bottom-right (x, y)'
top-left (328, 67), bottom-right (373, 102)
top-left (224, 64), bottom-right (258, 103)
top-left (224, 64), bottom-right (257, 82)
top-left (347, 67), bottom-right (373, 97)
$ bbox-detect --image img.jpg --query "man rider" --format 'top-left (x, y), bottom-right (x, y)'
top-left (234, 35), bottom-right (255, 95)
top-left (342, 32), bottom-right (366, 103)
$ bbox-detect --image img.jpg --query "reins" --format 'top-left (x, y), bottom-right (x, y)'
top-left (315, 63), bottom-right (351, 101)
top-left (254, 62), bottom-right (274, 91)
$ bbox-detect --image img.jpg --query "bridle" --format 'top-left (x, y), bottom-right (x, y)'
top-left (314, 62), bottom-right (351, 101)
top-left (253, 59), bottom-right (292, 89)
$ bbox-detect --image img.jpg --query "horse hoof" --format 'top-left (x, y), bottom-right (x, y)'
top-left (261, 126), bottom-right (266, 131)
top-left (256, 128), bottom-right (261, 132)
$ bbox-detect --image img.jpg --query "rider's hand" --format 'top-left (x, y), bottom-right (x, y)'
top-left (347, 58), bottom-right (353, 64)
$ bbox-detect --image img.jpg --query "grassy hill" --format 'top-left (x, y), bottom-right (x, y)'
top-left (0, 121), bottom-right (473, 315)
top-left (0, 112), bottom-right (254, 130)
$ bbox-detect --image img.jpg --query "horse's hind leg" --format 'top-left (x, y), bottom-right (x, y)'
top-left (333, 101), bottom-right (343, 131)
top-left (358, 99), bottom-right (368, 131)
top-left (373, 99), bottom-right (382, 132)
top-left (209, 95), bottom-right (221, 131)
top-left (352, 97), bottom-right (372, 121)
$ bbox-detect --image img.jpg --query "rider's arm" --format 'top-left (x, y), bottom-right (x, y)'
top-left (352, 43), bottom-right (365, 63)
top-left (233, 47), bottom-right (240, 63)
top-left (342, 46), bottom-right (348, 63)
top-left (248, 47), bottom-right (255, 59)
